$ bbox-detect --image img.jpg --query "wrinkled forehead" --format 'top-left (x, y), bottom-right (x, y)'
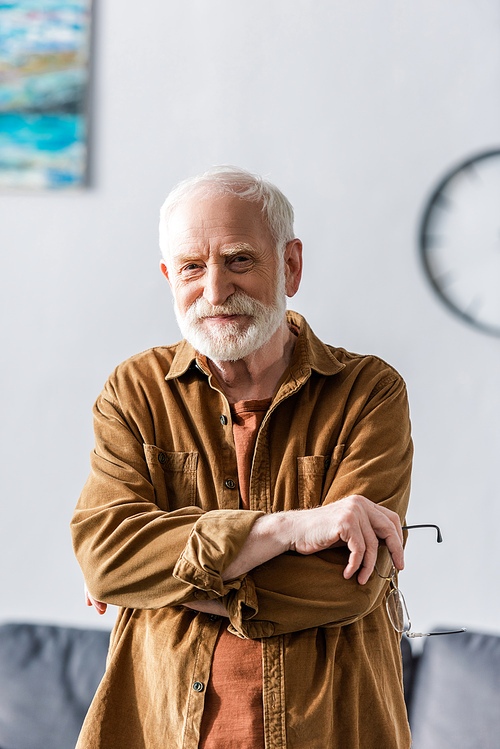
top-left (166, 190), bottom-right (275, 251)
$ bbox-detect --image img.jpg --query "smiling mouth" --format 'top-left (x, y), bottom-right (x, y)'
top-left (203, 314), bottom-right (247, 322)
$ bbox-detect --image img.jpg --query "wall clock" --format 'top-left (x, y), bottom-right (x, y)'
top-left (419, 149), bottom-right (500, 337)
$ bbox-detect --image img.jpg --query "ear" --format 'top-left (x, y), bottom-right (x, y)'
top-left (160, 259), bottom-right (170, 285)
top-left (283, 239), bottom-right (303, 298)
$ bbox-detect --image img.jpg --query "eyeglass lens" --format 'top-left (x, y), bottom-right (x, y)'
top-left (386, 588), bottom-right (410, 634)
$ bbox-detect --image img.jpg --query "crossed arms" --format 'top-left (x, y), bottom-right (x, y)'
top-left (87, 496), bottom-right (405, 618)
top-left (75, 366), bottom-right (412, 636)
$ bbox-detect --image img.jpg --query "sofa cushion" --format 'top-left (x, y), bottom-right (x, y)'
top-left (409, 629), bottom-right (500, 749)
top-left (0, 622), bottom-right (109, 749)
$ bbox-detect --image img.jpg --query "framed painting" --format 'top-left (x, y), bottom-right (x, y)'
top-left (0, 0), bottom-right (92, 190)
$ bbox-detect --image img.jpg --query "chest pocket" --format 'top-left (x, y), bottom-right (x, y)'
top-left (297, 444), bottom-right (345, 508)
top-left (144, 444), bottom-right (198, 511)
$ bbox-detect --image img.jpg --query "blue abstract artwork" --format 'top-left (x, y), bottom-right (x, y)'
top-left (0, 0), bottom-right (92, 190)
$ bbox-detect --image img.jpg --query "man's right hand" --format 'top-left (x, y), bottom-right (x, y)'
top-left (222, 494), bottom-right (404, 586)
top-left (84, 495), bottom-right (403, 614)
top-left (288, 495), bottom-right (404, 585)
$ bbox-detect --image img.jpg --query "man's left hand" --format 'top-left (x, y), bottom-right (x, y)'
top-left (85, 586), bottom-right (107, 615)
top-left (85, 586), bottom-right (228, 618)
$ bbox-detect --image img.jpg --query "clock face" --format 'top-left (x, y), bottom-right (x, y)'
top-left (419, 149), bottom-right (500, 337)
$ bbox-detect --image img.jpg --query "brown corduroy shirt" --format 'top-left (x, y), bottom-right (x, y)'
top-left (71, 311), bottom-right (413, 749)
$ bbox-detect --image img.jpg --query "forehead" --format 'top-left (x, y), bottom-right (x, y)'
top-left (167, 192), bottom-right (274, 255)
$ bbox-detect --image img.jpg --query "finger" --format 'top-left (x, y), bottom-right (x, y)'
top-left (342, 527), bottom-right (366, 580)
top-left (385, 510), bottom-right (404, 547)
top-left (368, 507), bottom-right (403, 545)
top-left (92, 598), bottom-right (107, 615)
top-left (85, 588), bottom-right (108, 615)
top-left (364, 508), bottom-right (404, 570)
top-left (357, 525), bottom-right (380, 585)
top-left (384, 531), bottom-right (404, 571)
top-left (370, 523), bottom-right (404, 570)
top-left (85, 586), bottom-right (92, 606)
top-left (375, 505), bottom-right (403, 543)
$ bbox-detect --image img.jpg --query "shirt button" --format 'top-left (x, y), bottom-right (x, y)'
top-left (157, 452), bottom-right (166, 464)
top-left (220, 415), bottom-right (228, 425)
top-left (225, 478), bottom-right (236, 489)
top-left (193, 681), bottom-right (204, 692)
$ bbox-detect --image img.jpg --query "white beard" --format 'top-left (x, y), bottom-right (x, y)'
top-left (174, 267), bottom-right (287, 362)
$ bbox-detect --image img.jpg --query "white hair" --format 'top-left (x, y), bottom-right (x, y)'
top-left (159, 165), bottom-right (295, 260)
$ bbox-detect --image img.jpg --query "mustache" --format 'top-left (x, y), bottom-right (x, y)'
top-left (185, 292), bottom-right (267, 322)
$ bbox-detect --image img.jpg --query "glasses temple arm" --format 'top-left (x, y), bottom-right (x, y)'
top-left (402, 524), bottom-right (443, 543)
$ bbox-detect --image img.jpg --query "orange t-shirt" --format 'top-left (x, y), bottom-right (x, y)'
top-left (199, 398), bottom-right (271, 749)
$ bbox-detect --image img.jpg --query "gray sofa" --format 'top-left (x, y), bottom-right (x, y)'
top-left (0, 623), bottom-right (109, 749)
top-left (402, 629), bottom-right (500, 748)
top-left (0, 622), bottom-right (499, 749)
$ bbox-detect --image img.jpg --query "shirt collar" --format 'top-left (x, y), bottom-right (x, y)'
top-left (164, 310), bottom-right (345, 382)
top-left (285, 310), bottom-right (345, 379)
top-left (164, 338), bottom-right (202, 381)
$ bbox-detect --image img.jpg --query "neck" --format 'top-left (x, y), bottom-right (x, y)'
top-left (207, 320), bottom-right (296, 403)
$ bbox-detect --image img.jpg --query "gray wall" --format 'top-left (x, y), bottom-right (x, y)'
top-left (1, 0), bottom-right (499, 634)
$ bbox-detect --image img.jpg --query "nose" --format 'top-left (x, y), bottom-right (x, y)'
top-left (203, 264), bottom-right (235, 307)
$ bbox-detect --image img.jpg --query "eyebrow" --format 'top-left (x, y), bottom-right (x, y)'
top-left (219, 244), bottom-right (255, 257)
top-left (172, 243), bottom-right (257, 265)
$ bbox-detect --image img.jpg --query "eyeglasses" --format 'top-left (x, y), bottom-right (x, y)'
top-left (376, 524), bottom-right (467, 639)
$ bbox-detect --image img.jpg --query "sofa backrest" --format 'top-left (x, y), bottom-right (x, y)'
top-left (1, 621), bottom-right (499, 749)
top-left (409, 629), bottom-right (500, 749)
top-left (0, 622), bottom-right (109, 749)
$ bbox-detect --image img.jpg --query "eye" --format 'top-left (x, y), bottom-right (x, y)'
top-left (179, 262), bottom-right (204, 278)
top-left (228, 255), bottom-right (253, 271)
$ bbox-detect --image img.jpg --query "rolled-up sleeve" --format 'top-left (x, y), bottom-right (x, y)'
top-left (71, 388), bottom-right (263, 610)
top-left (172, 509), bottom-right (264, 596)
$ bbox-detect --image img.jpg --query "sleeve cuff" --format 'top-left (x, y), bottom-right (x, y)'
top-left (225, 576), bottom-right (275, 639)
top-left (172, 509), bottom-right (264, 597)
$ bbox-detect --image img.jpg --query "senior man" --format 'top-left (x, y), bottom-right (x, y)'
top-left (71, 166), bottom-right (413, 749)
